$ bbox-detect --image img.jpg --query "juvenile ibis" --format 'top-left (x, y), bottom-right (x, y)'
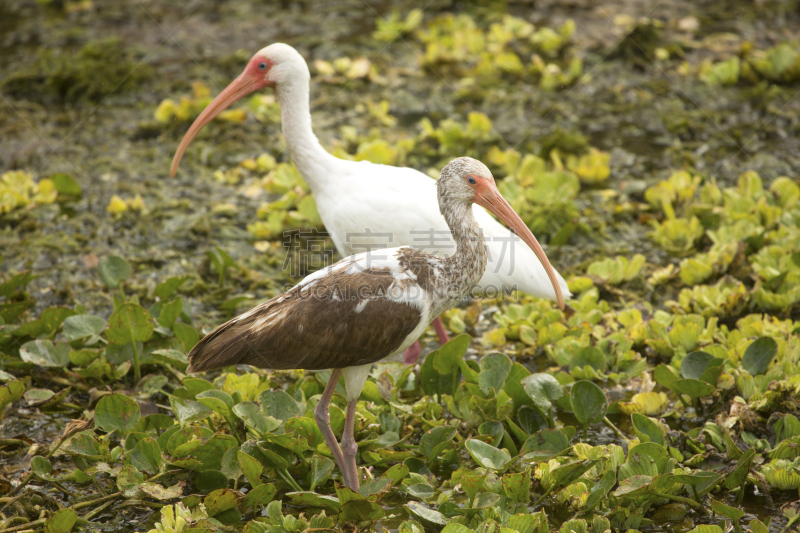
top-left (186, 157), bottom-right (564, 490)
top-left (171, 43), bottom-right (571, 364)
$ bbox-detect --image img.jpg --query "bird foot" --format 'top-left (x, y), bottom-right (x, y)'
top-left (403, 341), bottom-right (421, 365)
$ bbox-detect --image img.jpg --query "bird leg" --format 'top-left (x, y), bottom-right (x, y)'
top-left (314, 368), bottom-right (351, 488)
top-left (403, 341), bottom-right (421, 365)
top-left (432, 316), bottom-right (450, 345)
top-left (341, 399), bottom-right (360, 491)
top-left (402, 317), bottom-right (450, 365)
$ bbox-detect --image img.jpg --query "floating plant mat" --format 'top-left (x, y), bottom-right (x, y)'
top-left (2, 0), bottom-right (800, 532)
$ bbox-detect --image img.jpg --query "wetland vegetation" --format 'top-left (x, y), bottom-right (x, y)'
top-left (2, 0), bottom-right (800, 531)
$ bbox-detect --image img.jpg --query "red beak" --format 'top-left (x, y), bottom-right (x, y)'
top-left (473, 180), bottom-right (565, 310)
top-left (170, 74), bottom-right (263, 178)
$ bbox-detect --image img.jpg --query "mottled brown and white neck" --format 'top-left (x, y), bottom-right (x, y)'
top-left (275, 74), bottom-right (339, 192)
top-left (430, 199), bottom-right (487, 316)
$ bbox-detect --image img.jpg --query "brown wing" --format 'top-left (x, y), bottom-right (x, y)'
top-left (187, 267), bottom-right (423, 373)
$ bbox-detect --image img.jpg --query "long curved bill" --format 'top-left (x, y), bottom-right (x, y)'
top-left (474, 181), bottom-right (565, 310)
top-left (170, 74), bottom-right (260, 178)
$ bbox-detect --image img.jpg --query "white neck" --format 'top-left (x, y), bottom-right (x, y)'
top-left (275, 79), bottom-right (337, 192)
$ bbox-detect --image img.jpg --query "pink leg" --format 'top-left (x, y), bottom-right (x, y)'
top-left (403, 341), bottom-right (421, 365)
top-left (341, 399), bottom-right (360, 490)
top-left (432, 316), bottom-right (450, 345)
top-left (313, 369), bottom-right (351, 488)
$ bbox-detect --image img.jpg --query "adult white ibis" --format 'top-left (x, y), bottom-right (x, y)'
top-left (186, 157), bottom-right (564, 490)
top-left (171, 43), bottom-right (571, 364)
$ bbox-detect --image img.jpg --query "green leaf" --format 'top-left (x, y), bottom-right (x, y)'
top-left (233, 401), bottom-right (281, 435)
top-left (671, 379), bottom-right (715, 399)
top-left (502, 468), bottom-right (531, 503)
top-left (173, 322), bottom-right (199, 352)
top-left (710, 499), bottom-right (745, 520)
top-left (62, 315), bottom-right (106, 341)
top-left (95, 393), bottom-right (141, 432)
top-left (155, 276), bottom-right (190, 299)
top-left (517, 405), bottom-right (549, 434)
top-left (419, 426), bottom-right (457, 460)
top-left (138, 481), bottom-right (184, 500)
top-left (44, 508), bottom-right (77, 533)
top-left (631, 413), bottom-right (664, 446)
top-left (404, 503), bottom-right (448, 527)
top-left (520, 428), bottom-right (570, 459)
top-left (285, 417), bottom-right (323, 448)
top-left (31, 456), bottom-right (53, 478)
top-left (259, 390), bottom-right (301, 422)
top-left (521, 373), bottom-right (563, 411)
top-left (680, 351), bottom-right (716, 379)
top-left (243, 483), bottom-right (277, 509)
top-left (195, 470), bottom-right (228, 493)
top-left (157, 298), bottom-right (183, 329)
top-left (196, 390), bottom-right (234, 416)
top-left (286, 491), bottom-right (340, 512)
top-left (477, 352), bottom-right (512, 394)
top-left (130, 437), bottom-right (161, 474)
top-left (41, 307), bottom-right (76, 333)
top-left (106, 303), bottom-right (153, 345)
top-left (571, 380), bottom-right (608, 426)
top-left (653, 364), bottom-right (680, 388)
top-left (204, 489), bottom-right (244, 516)
top-left (0, 381), bottom-right (25, 409)
top-left (569, 346), bottom-right (607, 373)
top-left (19, 340), bottom-right (70, 368)
top-left (420, 335), bottom-right (469, 396)
top-left (464, 439), bottom-right (512, 471)
top-left (98, 255), bottom-right (132, 288)
top-left (308, 455), bottom-right (335, 491)
top-left (741, 336), bottom-right (778, 376)
top-left (169, 396), bottom-right (212, 424)
top-left (238, 450), bottom-right (263, 487)
top-left (50, 173), bottom-right (82, 196)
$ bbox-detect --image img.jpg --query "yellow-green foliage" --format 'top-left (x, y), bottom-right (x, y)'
top-left (0, 171), bottom-right (57, 214)
top-left (155, 82), bottom-right (249, 124)
top-left (248, 162), bottom-right (322, 240)
top-left (415, 13), bottom-right (581, 90)
top-left (698, 42), bottom-right (800, 85)
top-left (587, 254), bottom-right (646, 285)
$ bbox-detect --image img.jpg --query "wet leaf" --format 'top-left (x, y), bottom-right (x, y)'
top-left (62, 314), bottom-right (106, 341)
top-left (169, 396), bottom-right (212, 424)
top-left (631, 413), bottom-right (664, 446)
top-left (286, 491), bottom-right (340, 512)
top-left (259, 389), bottom-right (302, 422)
top-left (95, 393), bottom-right (141, 432)
top-left (521, 372), bottom-right (563, 411)
top-left (19, 340), bottom-right (70, 368)
top-left (194, 470), bottom-right (228, 493)
top-left (477, 352), bottom-right (512, 394)
top-left (98, 255), bottom-right (132, 288)
top-left (130, 437), bottom-right (161, 474)
top-left (742, 336), bottom-right (778, 376)
top-left (464, 439), bottom-right (512, 470)
top-left (139, 481), bottom-right (184, 500)
top-left (106, 303), bottom-right (154, 345)
top-left (571, 380), bottom-right (608, 427)
top-left (238, 450), bottom-right (263, 487)
top-left (44, 508), bottom-right (77, 533)
top-left (31, 456), bottom-right (52, 477)
top-left (419, 425), bottom-right (457, 460)
top-left (204, 488), bottom-right (244, 516)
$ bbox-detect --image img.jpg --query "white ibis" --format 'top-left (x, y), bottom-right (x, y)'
top-left (186, 157), bottom-right (564, 490)
top-left (171, 43), bottom-right (571, 364)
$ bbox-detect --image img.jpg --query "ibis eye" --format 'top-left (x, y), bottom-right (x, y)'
top-left (467, 176), bottom-right (477, 185)
top-left (258, 62), bottom-right (268, 70)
